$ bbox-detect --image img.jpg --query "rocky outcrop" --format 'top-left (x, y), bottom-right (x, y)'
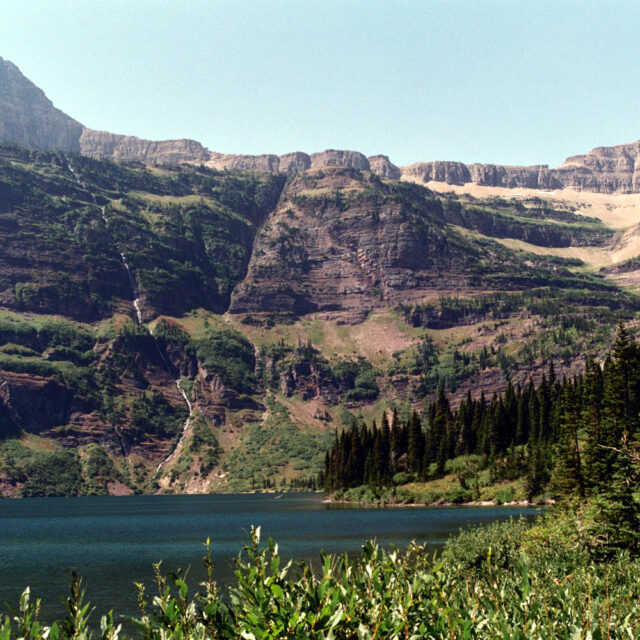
top-left (0, 371), bottom-right (74, 432)
top-left (0, 57), bottom-right (83, 151)
top-left (555, 140), bottom-right (640, 193)
top-left (400, 143), bottom-right (640, 194)
top-left (206, 151), bottom-right (280, 172)
top-left (279, 151), bottom-right (311, 173)
top-left (77, 135), bottom-right (640, 193)
top-left (191, 365), bottom-right (260, 425)
top-left (79, 135), bottom-right (394, 180)
top-left (78, 129), bottom-right (210, 165)
top-left (442, 202), bottom-right (612, 247)
top-left (368, 155), bottom-right (401, 180)
top-left (402, 161), bottom-right (471, 185)
top-left (310, 149), bottom-right (370, 171)
top-left (468, 164), bottom-right (561, 189)
top-left (279, 361), bottom-right (321, 401)
top-left (401, 162), bottom-right (561, 190)
top-left (229, 167), bottom-right (475, 320)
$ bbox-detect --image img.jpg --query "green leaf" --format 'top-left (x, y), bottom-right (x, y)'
top-left (270, 584), bottom-right (284, 600)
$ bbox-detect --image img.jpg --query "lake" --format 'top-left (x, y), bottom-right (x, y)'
top-left (0, 493), bottom-right (540, 623)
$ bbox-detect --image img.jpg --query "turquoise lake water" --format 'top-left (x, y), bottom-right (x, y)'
top-left (0, 493), bottom-right (539, 624)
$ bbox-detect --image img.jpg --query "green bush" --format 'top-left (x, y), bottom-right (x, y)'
top-left (194, 327), bottom-right (256, 394)
top-left (21, 449), bottom-right (83, 497)
top-left (392, 471), bottom-right (412, 485)
top-left (4, 516), bottom-right (640, 639)
top-left (494, 485), bottom-right (517, 504)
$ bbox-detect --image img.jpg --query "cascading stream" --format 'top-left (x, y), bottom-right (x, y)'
top-left (155, 379), bottom-right (193, 473)
top-left (66, 159), bottom-right (143, 323)
top-left (65, 157), bottom-right (194, 479)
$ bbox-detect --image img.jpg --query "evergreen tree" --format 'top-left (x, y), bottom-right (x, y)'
top-left (590, 434), bottom-right (640, 553)
top-left (407, 411), bottom-right (425, 475)
top-left (550, 383), bottom-right (584, 497)
top-left (582, 356), bottom-right (604, 486)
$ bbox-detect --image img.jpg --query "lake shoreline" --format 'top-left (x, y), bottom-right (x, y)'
top-left (324, 496), bottom-right (553, 508)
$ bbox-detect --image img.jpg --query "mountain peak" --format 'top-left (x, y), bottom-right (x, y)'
top-left (0, 57), bottom-right (83, 151)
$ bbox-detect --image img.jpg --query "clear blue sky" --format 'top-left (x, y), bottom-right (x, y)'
top-left (1, 0), bottom-right (639, 167)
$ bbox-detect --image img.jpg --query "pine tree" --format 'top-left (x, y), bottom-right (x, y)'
top-left (599, 323), bottom-right (633, 483)
top-left (407, 411), bottom-right (425, 475)
top-left (550, 383), bottom-right (584, 497)
top-left (427, 386), bottom-right (451, 473)
top-left (538, 374), bottom-right (552, 442)
top-left (591, 434), bottom-right (640, 553)
top-left (515, 381), bottom-right (531, 445)
top-left (582, 356), bottom-right (604, 487)
top-left (489, 397), bottom-right (510, 454)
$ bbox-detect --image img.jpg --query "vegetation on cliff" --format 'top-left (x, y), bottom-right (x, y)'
top-left (3, 141), bottom-right (640, 496)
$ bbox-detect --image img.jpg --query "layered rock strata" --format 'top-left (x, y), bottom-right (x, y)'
top-left (229, 167), bottom-right (476, 321)
top-left (2, 56), bottom-right (640, 193)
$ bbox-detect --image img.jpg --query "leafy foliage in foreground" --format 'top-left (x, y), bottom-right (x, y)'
top-left (2, 515), bottom-right (640, 639)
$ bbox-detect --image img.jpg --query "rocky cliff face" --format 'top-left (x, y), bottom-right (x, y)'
top-left (78, 129), bottom-right (211, 165)
top-left (78, 134), bottom-right (640, 193)
top-left (2, 55), bottom-right (640, 194)
top-left (0, 57), bottom-right (83, 151)
top-left (555, 141), bottom-right (640, 193)
top-left (230, 168), bottom-right (482, 321)
top-left (400, 147), bottom-right (640, 194)
top-left (77, 134), bottom-right (404, 181)
top-left (0, 371), bottom-right (74, 432)
top-left (368, 155), bottom-right (401, 180)
top-left (401, 161), bottom-right (471, 185)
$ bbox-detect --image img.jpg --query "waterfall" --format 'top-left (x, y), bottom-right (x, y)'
top-left (65, 157), bottom-right (194, 480)
top-left (66, 159), bottom-right (143, 323)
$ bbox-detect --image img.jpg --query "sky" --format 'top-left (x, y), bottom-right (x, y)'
top-left (1, 0), bottom-right (639, 167)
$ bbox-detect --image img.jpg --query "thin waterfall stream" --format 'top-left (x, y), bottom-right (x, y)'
top-left (65, 158), bottom-right (195, 477)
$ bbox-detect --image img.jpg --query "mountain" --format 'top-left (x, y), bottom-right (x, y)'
top-left (0, 57), bottom-right (83, 151)
top-left (1, 58), bottom-right (640, 497)
top-left (1, 56), bottom-right (639, 193)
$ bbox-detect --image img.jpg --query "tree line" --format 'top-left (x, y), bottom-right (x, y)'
top-left (324, 322), bottom-right (640, 546)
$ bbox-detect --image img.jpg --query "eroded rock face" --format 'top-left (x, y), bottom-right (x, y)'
top-left (206, 151), bottom-right (280, 172)
top-left (79, 130), bottom-right (210, 165)
top-left (467, 164), bottom-right (561, 190)
top-left (0, 372), bottom-right (74, 432)
top-left (400, 143), bottom-right (640, 194)
top-left (0, 57), bottom-right (83, 151)
top-left (229, 167), bottom-right (473, 320)
top-left (402, 161), bottom-right (470, 185)
top-left (368, 155), bottom-right (401, 179)
top-left (310, 149), bottom-right (370, 170)
top-left (279, 151), bottom-right (311, 173)
top-left (556, 141), bottom-right (640, 193)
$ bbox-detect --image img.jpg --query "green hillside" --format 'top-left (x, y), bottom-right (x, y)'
top-left (0, 143), bottom-right (638, 496)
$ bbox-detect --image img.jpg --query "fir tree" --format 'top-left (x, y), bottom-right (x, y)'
top-left (550, 383), bottom-right (584, 497)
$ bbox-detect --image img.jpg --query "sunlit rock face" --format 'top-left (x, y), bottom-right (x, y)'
top-left (2, 56), bottom-right (640, 194)
top-left (0, 57), bottom-right (83, 151)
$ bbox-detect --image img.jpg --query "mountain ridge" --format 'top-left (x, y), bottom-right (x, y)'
top-left (0, 140), bottom-right (636, 497)
top-left (1, 56), bottom-right (639, 194)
